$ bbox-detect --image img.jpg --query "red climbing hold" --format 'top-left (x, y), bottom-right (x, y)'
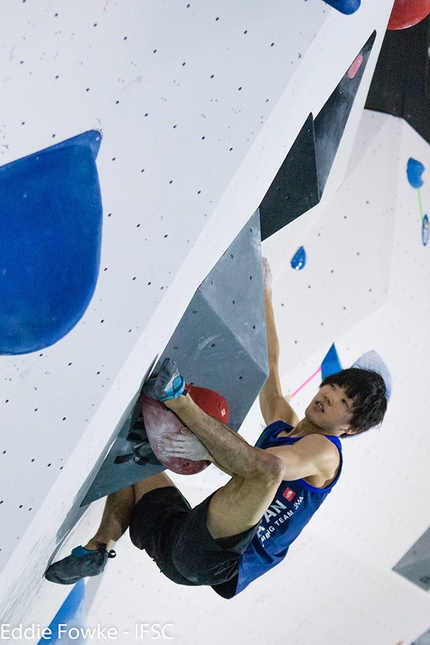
top-left (347, 55), bottom-right (363, 80)
top-left (387, 0), bottom-right (430, 30)
top-left (186, 384), bottom-right (229, 423)
top-left (139, 385), bottom-right (229, 475)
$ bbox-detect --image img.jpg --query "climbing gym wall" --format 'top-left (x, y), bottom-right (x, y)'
top-left (2, 1), bottom-right (430, 644)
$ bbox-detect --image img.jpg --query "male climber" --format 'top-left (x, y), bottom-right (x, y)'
top-left (45, 259), bottom-right (387, 598)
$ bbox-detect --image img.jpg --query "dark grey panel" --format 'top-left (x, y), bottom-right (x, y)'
top-left (314, 31), bottom-right (376, 192)
top-left (260, 32), bottom-right (375, 241)
top-left (365, 17), bottom-right (430, 145)
top-left (413, 626), bottom-right (430, 645)
top-left (393, 526), bottom-right (430, 591)
top-left (259, 113), bottom-right (320, 241)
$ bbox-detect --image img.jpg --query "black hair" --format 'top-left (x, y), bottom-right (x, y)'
top-left (320, 367), bottom-right (387, 435)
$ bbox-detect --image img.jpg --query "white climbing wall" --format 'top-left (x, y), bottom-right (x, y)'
top-left (4, 1), bottom-right (430, 645)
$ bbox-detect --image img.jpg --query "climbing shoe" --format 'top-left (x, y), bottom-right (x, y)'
top-left (45, 544), bottom-right (116, 585)
top-left (142, 358), bottom-right (185, 402)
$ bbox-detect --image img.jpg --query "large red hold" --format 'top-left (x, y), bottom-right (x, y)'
top-left (387, 0), bottom-right (430, 30)
top-left (139, 385), bottom-right (229, 475)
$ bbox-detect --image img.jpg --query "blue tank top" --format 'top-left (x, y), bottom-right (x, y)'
top-left (234, 420), bottom-right (343, 595)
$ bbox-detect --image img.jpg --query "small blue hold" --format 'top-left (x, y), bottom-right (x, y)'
top-left (321, 343), bottom-right (342, 380)
top-left (322, 0), bottom-right (360, 15)
top-left (422, 214), bottom-right (429, 246)
top-left (291, 246), bottom-right (306, 271)
top-left (407, 158), bottom-right (425, 189)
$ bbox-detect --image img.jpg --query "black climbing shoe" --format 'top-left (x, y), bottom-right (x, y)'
top-left (142, 358), bottom-right (185, 402)
top-left (45, 544), bottom-right (116, 585)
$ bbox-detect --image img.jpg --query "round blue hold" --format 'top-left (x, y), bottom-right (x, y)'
top-left (291, 246), bottom-right (306, 271)
top-left (422, 214), bottom-right (429, 246)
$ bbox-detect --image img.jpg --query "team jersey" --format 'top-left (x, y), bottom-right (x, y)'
top-left (226, 420), bottom-right (342, 597)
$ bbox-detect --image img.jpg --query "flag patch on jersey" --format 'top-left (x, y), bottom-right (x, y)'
top-left (282, 487), bottom-right (296, 502)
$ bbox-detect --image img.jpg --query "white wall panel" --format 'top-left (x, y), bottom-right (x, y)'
top-left (1, 1), bottom-right (413, 643)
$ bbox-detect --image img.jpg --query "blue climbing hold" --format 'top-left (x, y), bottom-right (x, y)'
top-left (291, 246), bottom-right (306, 271)
top-left (407, 158), bottom-right (425, 189)
top-left (422, 214), bottom-right (429, 246)
top-left (322, 0), bottom-right (361, 15)
top-left (0, 130), bottom-right (103, 355)
top-left (38, 579), bottom-right (86, 644)
top-left (321, 343), bottom-right (342, 380)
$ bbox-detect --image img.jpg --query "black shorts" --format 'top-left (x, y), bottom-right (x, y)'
top-left (129, 486), bottom-right (256, 596)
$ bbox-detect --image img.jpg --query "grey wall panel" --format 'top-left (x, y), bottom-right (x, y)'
top-left (158, 209), bottom-right (268, 431)
top-left (393, 526), bottom-right (430, 591)
top-left (83, 211), bottom-right (268, 502)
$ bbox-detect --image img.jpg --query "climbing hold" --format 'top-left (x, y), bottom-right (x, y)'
top-left (347, 55), bottom-right (363, 80)
top-left (139, 385), bottom-right (229, 475)
top-left (322, 0), bottom-right (361, 15)
top-left (407, 158), bottom-right (425, 188)
top-left (291, 246), bottom-right (306, 271)
top-left (422, 214), bottom-right (429, 246)
top-left (0, 131), bottom-right (103, 355)
top-left (388, 0), bottom-right (430, 30)
top-left (321, 343), bottom-right (342, 380)
top-left (186, 384), bottom-right (229, 422)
